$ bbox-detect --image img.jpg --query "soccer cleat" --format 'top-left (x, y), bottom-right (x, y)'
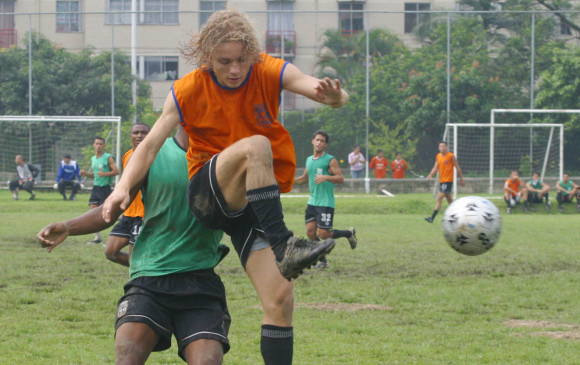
top-left (506, 207), bottom-right (511, 214)
top-left (313, 261), bottom-right (328, 269)
top-left (530, 205), bottom-right (536, 212)
top-left (523, 206), bottom-right (529, 213)
top-left (276, 237), bottom-right (335, 280)
top-left (12, 193), bottom-right (18, 200)
top-left (425, 216), bottom-right (434, 223)
top-left (576, 205), bottom-right (580, 213)
top-left (559, 207), bottom-right (564, 213)
top-left (29, 193), bottom-right (36, 200)
top-left (545, 202), bottom-right (551, 213)
top-left (69, 195), bottom-right (76, 201)
top-left (347, 227), bottom-right (357, 249)
top-left (87, 239), bottom-right (102, 245)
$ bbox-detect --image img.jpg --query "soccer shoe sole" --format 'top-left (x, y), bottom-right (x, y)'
top-left (278, 239), bottom-right (335, 280)
top-left (347, 227), bottom-right (357, 249)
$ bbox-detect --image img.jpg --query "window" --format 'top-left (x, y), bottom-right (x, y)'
top-left (143, 0), bottom-right (178, 25)
top-left (267, 1), bottom-right (295, 54)
top-left (142, 56), bottom-right (178, 81)
top-left (200, 1), bottom-right (226, 27)
top-left (1, 1), bottom-right (15, 29)
top-left (339, 2), bottom-right (364, 36)
top-left (106, 0), bottom-right (178, 25)
top-left (404, 3), bottom-right (430, 34)
top-left (560, 20), bottom-right (572, 35)
top-left (56, 1), bottom-right (81, 32)
top-left (106, 0), bottom-right (131, 25)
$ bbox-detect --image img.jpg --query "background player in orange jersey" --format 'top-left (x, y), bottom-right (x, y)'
top-left (369, 149), bottom-right (388, 178)
top-left (425, 141), bottom-right (465, 223)
top-left (504, 170), bottom-right (529, 214)
top-left (102, 8), bottom-right (349, 365)
top-left (104, 123), bottom-right (150, 266)
top-left (390, 152), bottom-right (408, 179)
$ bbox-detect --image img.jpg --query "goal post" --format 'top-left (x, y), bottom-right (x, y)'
top-left (443, 122), bottom-right (564, 197)
top-left (0, 116), bottom-right (122, 185)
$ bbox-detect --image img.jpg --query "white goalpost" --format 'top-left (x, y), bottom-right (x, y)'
top-left (0, 116), bottom-right (122, 184)
top-left (443, 113), bottom-right (566, 197)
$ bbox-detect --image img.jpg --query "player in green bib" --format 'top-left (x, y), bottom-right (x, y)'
top-left (525, 172), bottom-right (551, 212)
top-left (294, 130), bottom-right (357, 269)
top-left (556, 173), bottom-right (580, 213)
top-left (37, 129), bottom-right (231, 364)
top-left (80, 136), bottom-right (119, 244)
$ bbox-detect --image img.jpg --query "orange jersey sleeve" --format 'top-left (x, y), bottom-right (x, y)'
top-left (172, 53), bottom-right (296, 193)
top-left (121, 149), bottom-right (144, 218)
top-left (436, 153), bottom-right (455, 183)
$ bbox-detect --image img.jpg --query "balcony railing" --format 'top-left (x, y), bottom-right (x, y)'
top-left (265, 30), bottom-right (296, 55)
top-left (0, 29), bottom-right (17, 48)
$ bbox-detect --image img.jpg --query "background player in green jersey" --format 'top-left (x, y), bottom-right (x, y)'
top-left (294, 130), bottom-right (357, 269)
top-left (556, 173), bottom-right (580, 213)
top-left (526, 172), bottom-right (551, 212)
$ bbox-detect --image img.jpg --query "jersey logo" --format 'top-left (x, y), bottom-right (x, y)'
top-left (254, 103), bottom-right (273, 128)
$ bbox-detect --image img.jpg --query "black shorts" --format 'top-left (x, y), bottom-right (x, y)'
top-left (110, 216), bottom-right (143, 245)
top-left (305, 205), bottom-right (335, 230)
top-left (88, 185), bottom-right (112, 206)
top-left (115, 270), bottom-right (230, 360)
top-left (439, 182), bottom-right (453, 194)
top-left (188, 154), bottom-right (261, 268)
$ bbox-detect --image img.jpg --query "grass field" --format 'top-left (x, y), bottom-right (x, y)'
top-left (1, 191), bottom-right (579, 364)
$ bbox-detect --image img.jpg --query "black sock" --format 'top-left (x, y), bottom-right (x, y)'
top-left (246, 185), bottom-right (293, 261)
top-left (431, 210), bottom-right (439, 219)
top-left (261, 325), bottom-right (293, 365)
top-left (331, 229), bottom-right (351, 239)
top-left (524, 201), bottom-right (529, 208)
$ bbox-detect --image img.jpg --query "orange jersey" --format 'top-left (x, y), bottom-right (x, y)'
top-left (391, 159), bottom-right (407, 179)
top-left (122, 149), bottom-right (144, 218)
top-left (172, 53), bottom-right (296, 193)
top-left (436, 152), bottom-right (455, 182)
top-left (504, 178), bottom-right (522, 197)
top-left (369, 156), bottom-right (389, 178)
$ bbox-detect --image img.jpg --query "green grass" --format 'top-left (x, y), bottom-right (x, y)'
top-left (1, 191), bottom-right (579, 364)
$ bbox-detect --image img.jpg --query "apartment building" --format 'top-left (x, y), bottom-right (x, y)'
top-left (1, 0), bottom-right (457, 109)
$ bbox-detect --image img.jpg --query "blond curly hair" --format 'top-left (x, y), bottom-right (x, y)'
top-left (180, 7), bottom-right (262, 69)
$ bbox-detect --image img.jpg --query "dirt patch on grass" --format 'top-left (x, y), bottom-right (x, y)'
top-left (296, 302), bottom-right (394, 312)
top-left (506, 319), bottom-right (580, 340)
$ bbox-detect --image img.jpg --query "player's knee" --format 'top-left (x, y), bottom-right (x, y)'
top-left (115, 339), bottom-right (149, 365)
top-left (262, 286), bottom-right (294, 322)
top-left (243, 135), bottom-right (272, 157)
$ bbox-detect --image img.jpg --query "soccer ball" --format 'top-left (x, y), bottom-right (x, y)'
top-left (442, 196), bottom-right (502, 256)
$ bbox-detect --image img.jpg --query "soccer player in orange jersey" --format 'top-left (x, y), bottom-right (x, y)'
top-left (391, 152), bottom-right (408, 179)
top-left (369, 149), bottom-right (388, 178)
top-left (425, 141), bottom-right (465, 223)
top-left (101, 8), bottom-right (349, 365)
top-left (504, 170), bottom-right (529, 214)
top-left (104, 123), bottom-right (149, 267)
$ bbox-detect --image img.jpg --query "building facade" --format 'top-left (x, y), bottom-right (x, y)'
top-left (1, 0), bottom-right (458, 109)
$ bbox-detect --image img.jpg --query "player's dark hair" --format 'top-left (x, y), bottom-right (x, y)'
top-left (533, 171), bottom-right (540, 176)
top-left (353, 144), bottom-right (360, 149)
top-left (132, 122), bottom-right (150, 131)
top-left (312, 130), bottom-right (329, 143)
top-left (63, 153), bottom-right (71, 159)
top-left (439, 141), bottom-right (447, 146)
top-left (377, 149), bottom-right (383, 153)
top-left (395, 152), bottom-right (402, 156)
top-left (94, 136), bottom-right (105, 143)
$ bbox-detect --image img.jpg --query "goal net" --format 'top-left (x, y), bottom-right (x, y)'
top-left (443, 116), bottom-right (565, 196)
top-left (0, 116), bottom-right (121, 184)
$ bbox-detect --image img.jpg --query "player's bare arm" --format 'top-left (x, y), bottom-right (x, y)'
top-left (282, 63), bottom-right (348, 108)
top-left (102, 92), bottom-right (180, 222)
top-left (317, 158), bottom-right (344, 185)
top-left (427, 161), bottom-right (438, 180)
top-left (39, 183), bottom-right (142, 251)
top-left (294, 170), bottom-right (308, 185)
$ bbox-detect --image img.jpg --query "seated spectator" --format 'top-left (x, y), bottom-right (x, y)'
top-left (556, 173), bottom-right (580, 213)
top-left (9, 155), bottom-right (39, 200)
top-left (56, 153), bottom-right (82, 201)
top-left (504, 170), bottom-right (528, 214)
top-left (526, 172), bottom-right (550, 212)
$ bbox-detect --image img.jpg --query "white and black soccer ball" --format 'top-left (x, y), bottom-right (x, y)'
top-left (442, 196), bottom-right (502, 256)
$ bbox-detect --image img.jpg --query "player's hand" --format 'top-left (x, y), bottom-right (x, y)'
top-left (37, 223), bottom-right (69, 253)
top-left (97, 171), bottom-right (105, 177)
top-left (460, 178), bottom-right (466, 187)
top-left (427, 175), bottom-right (432, 181)
top-left (314, 175), bottom-right (326, 184)
top-left (80, 169), bottom-right (86, 177)
top-left (102, 188), bottom-right (130, 223)
top-left (314, 77), bottom-right (344, 106)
